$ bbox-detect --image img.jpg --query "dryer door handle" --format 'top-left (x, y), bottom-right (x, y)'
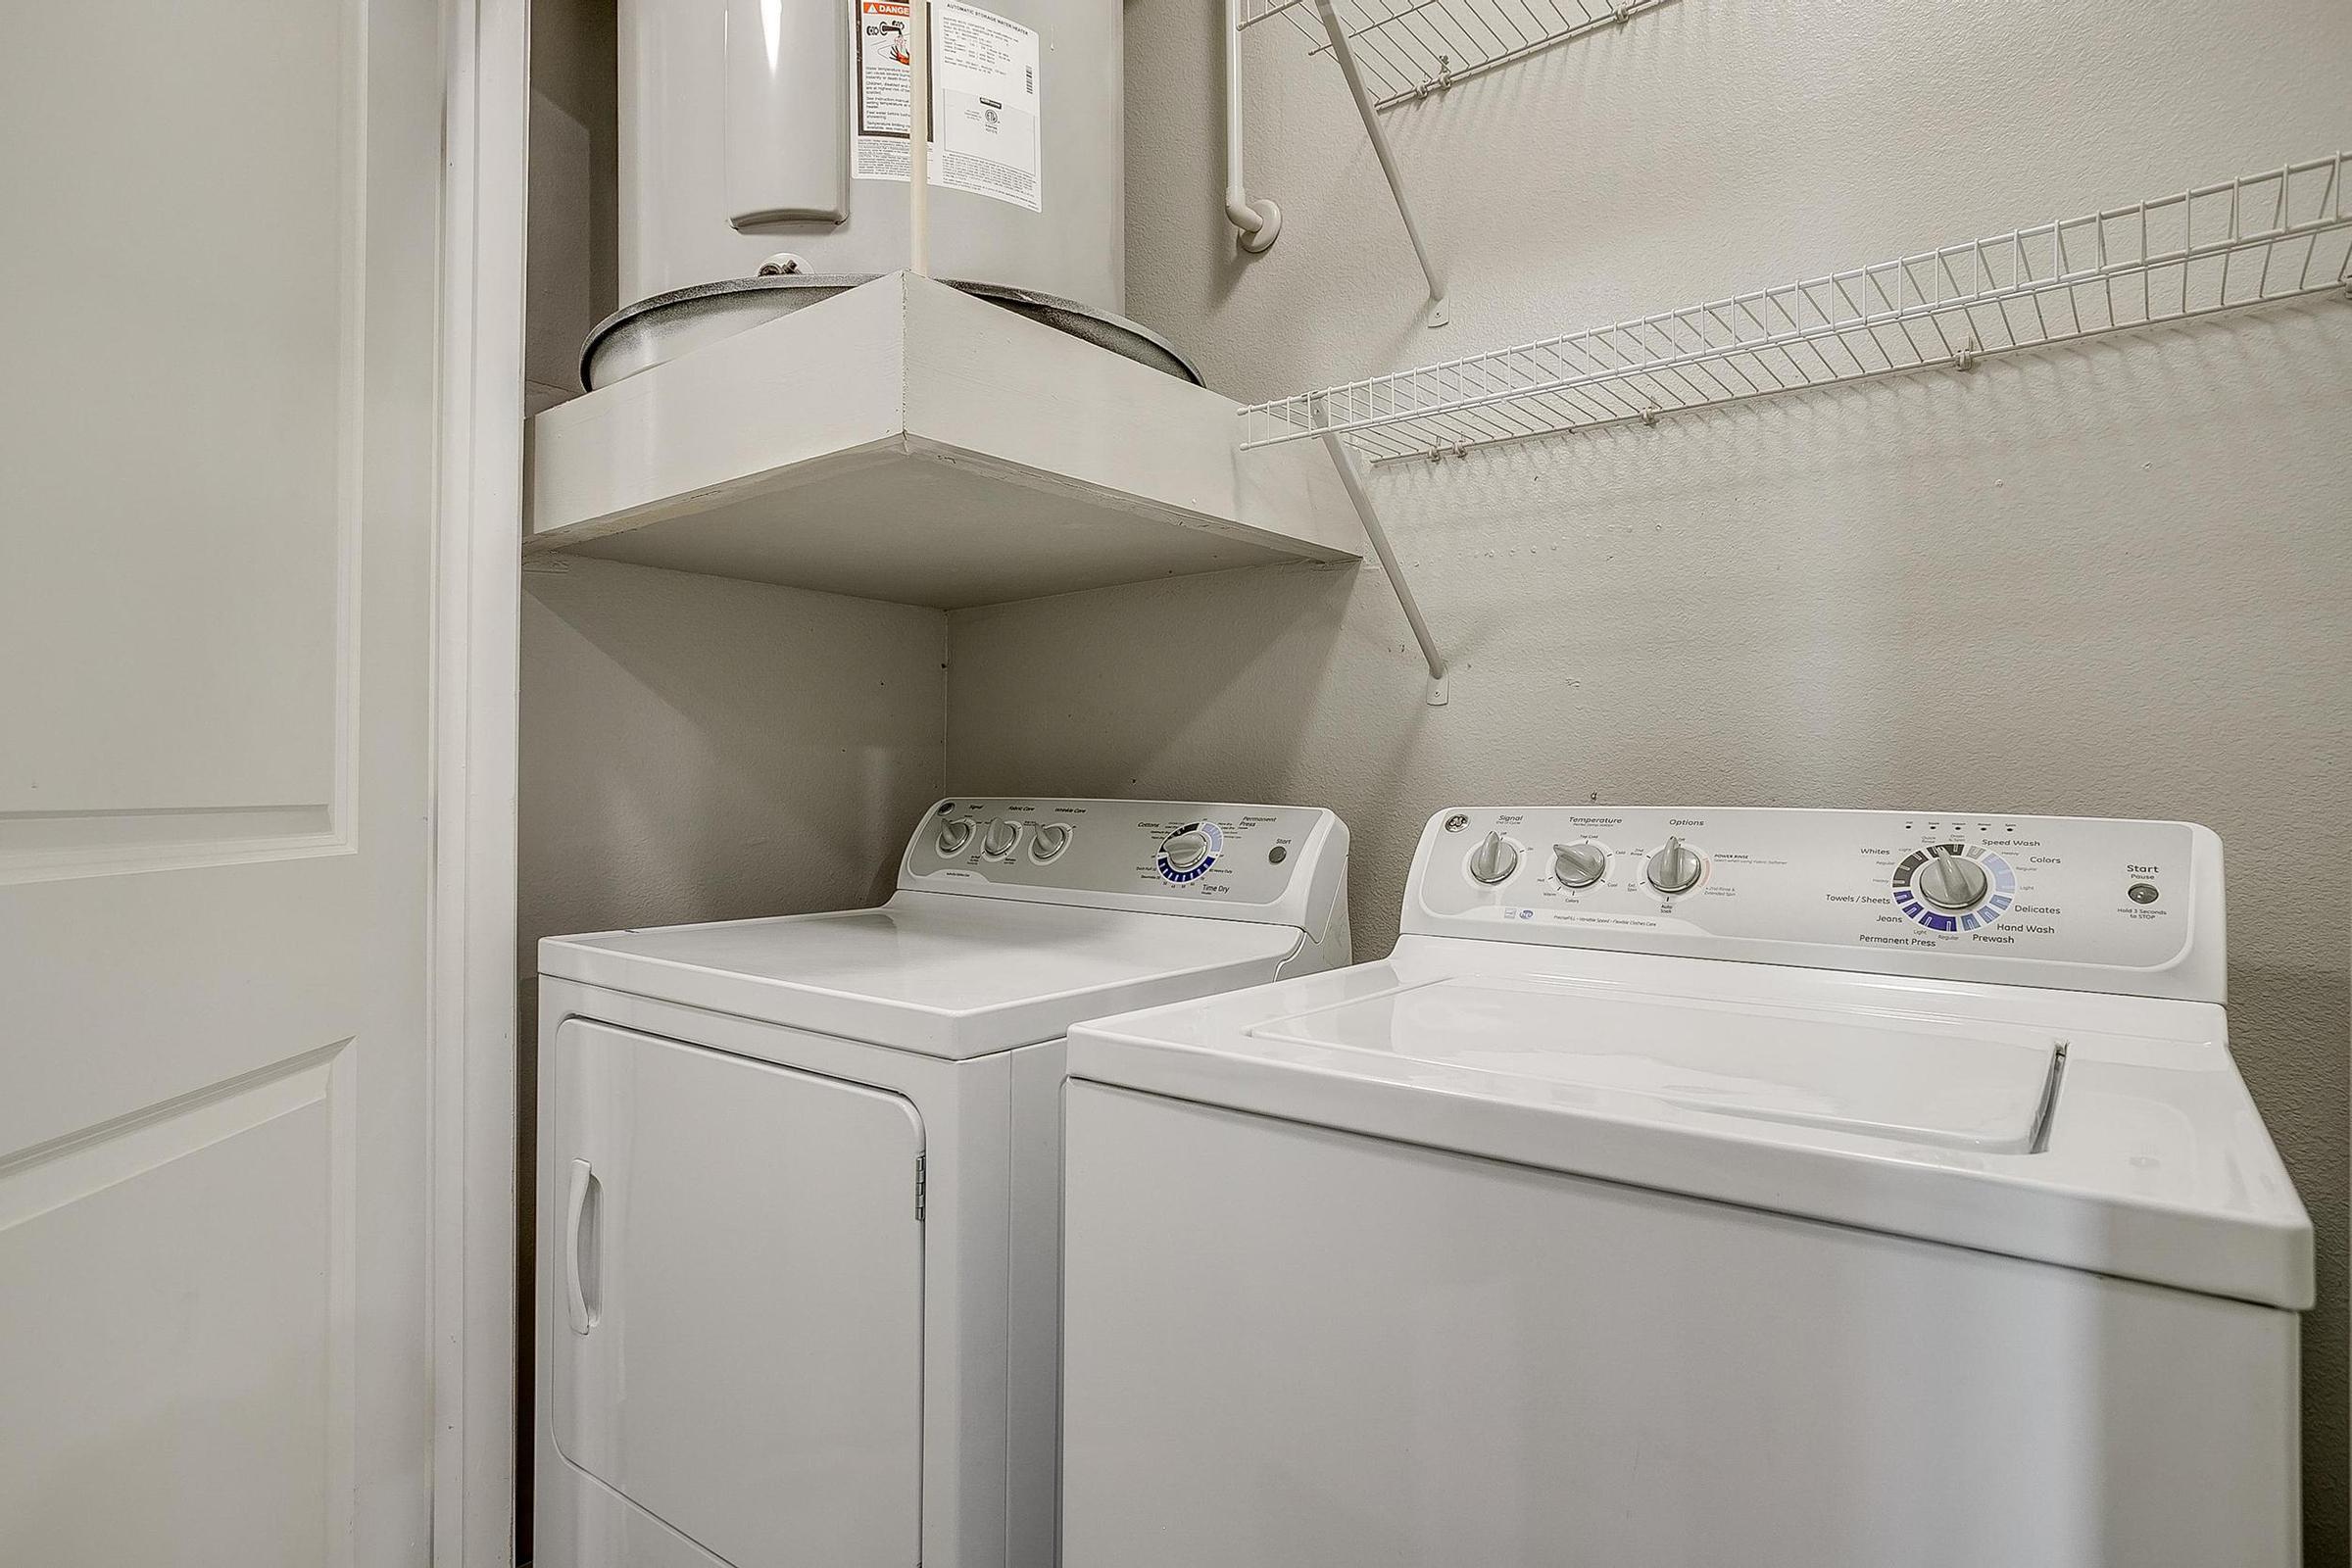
top-left (564, 1157), bottom-right (600, 1335)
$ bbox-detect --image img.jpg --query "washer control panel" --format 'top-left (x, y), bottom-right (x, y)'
top-left (904, 798), bottom-right (1339, 913)
top-left (1404, 807), bottom-right (2222, 999)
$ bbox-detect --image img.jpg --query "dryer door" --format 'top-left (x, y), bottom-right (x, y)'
top-left (549, 1018), bottom-right (924, 1568)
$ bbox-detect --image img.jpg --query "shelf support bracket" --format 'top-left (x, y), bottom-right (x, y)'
top-left (1315, 396), bottom-right (1449, 705)
top-left (1312, 0), bottom-right (1448, 325)
top-left (1223, 0), bottom-right (1282, 252)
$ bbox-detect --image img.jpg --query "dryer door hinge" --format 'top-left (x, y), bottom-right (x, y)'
top-left (914, 1152), bottom-right (927, 1222)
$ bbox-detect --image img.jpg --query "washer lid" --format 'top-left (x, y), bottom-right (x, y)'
top-left (1067, 944), bottom-right (2312, 1308)
top-left (541, 892), bottom-right (1304, 1059)
top-left (1251, 976), bottom-right (2065, 1154)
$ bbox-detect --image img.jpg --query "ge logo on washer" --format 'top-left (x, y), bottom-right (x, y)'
top-left (1156, 821), bottom-right (1224, 883)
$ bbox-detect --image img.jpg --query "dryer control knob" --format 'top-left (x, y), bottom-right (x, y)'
top-left (936, 817), bottom-right (976, 856)
top-left (982, 820), bottom-right (1020, 858)
top-left (1646, 836), bottom-right (1703, 896)
top-left (1159, 829), bottom-right (1212, 873)
top-left (1031, 823), bottom-right (1073, 862)
top-left (1552, 842), bottom-right (1608, 888)
top-left (1468, 831), bottom-right (1520, 885)
top-left (1915, 848), bottom-right (1990, 911)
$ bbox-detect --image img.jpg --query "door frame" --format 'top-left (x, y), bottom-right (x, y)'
top-left (431, 0), bottom-right (528, 1561)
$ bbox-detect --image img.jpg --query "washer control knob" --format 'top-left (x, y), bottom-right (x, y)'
top-left (1915, 847), bottom-right (1990, 911)
top-left (936, 817), bottom-right (976, 856)
top-left (1031, 823), bottom-right (1072, 862)
top-left (1646, 836), bottom-right (1703, 896)
top-left (1552, 842), bottom-right (1608, 888)
top-left (1468, 831), bottom-right (1520, 885)
top-left (1159, 829), bottom-right (1212, 872)
top-left (982, 820), bottom-right (1020, 858)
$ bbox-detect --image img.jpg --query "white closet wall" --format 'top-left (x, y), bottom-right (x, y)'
top-left (521, 561), bottom-right (944, 959)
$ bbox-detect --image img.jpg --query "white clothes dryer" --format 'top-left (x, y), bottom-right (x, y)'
top-left (534, 798), bottom-right (1348, 1568)
top-left (1062, 806), bottom-right (2311, 1568)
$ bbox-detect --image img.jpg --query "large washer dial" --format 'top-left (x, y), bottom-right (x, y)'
top-left (1915, 849), bottom-right (1989, 911)
top-left (1892, 842), bottom-right (2015, 932)
top-left (1156, 821), bottom-right (1223, 883)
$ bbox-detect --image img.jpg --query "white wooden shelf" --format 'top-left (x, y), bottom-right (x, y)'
top-left (1241, 153), bottom-right (2352, 463)
top-left (527, 273), bottom-right (1363, 609)
top-left (1240, 0), bottom-right (1672, 109)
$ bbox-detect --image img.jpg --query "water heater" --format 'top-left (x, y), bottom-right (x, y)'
top-left (619, 0), bottom-right (1124, 314)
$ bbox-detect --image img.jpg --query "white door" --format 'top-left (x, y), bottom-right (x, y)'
top-left (0, 0), bottom-right (445, 1563)
top-left (545, 1021), bottom-right (926, 1568)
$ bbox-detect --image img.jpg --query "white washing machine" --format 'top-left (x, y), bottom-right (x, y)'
top-left (535, 797), bottom-right (1349, 1568)
top-left (1062, 806), bottom-right (2313, 1568)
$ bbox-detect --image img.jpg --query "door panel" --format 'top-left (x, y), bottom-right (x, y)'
top-left (0, 1056), bottom-right (345, 1566)
top-left (0, 0), bottom-right (355, 853)
top-left (0, 0), bottom-right (443, 1560)
top-left (549, 1020), bottom-right (925, 1568)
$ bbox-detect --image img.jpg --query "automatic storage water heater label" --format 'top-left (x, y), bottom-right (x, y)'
top-left (855, 0), bottom-right (1043, 214)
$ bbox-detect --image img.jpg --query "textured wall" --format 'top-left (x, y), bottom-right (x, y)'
top-left (946, 0), bottom-right (2352, 1552)
top-left (520, 559), bottom-right (944, 951)
top-left (527, 0), bottom-right (618, 362)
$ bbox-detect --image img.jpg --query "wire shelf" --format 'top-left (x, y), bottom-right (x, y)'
top-left (1240, 153), bottom-right (2352, 463)
top-left (1238, 0), bottom-right (1668, 109)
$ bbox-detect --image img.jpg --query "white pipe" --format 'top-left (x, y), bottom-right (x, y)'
top-left (1223, 0), bottom-right (1282, 251)
top-left (1311, 0), bottom-right (1445, 318)
top-left (908, 0), bottom-right (931, 275)
top-left (1316, 399), bottom-right (1448, 705)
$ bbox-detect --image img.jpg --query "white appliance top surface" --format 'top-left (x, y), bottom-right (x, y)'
top-left (1069, 938), bottom-right (2311, 1308)
top-left (541, 798), bottom-right (1347, 1058)
top-left (542, 892), bottom-right (1304, 1059)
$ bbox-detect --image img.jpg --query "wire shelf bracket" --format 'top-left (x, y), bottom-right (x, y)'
top-left (1239, 153), bottom-right (2352, 464)
top-left (1313, 396), bottom-right (1452, 704)
top-left (1313, 0), bottom-right (1449, 324)
top-left (1241, 0), bottom-right (1676, 110)
top-left (1227, 0), bottom-right (1677, 320)
top-left (1232, 0), bottom-right (1674, 319)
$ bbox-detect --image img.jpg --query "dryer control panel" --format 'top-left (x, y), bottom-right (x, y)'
top-left (902, 798), bottom-right (1349, 933)
top-left (1402, 807), bottom-right (2223, 1002)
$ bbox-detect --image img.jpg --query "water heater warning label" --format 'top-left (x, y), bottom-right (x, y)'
top-left (856, 0), bottom-right (1043, 214)
top-left (855, 2), bottom-right (916, 170)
